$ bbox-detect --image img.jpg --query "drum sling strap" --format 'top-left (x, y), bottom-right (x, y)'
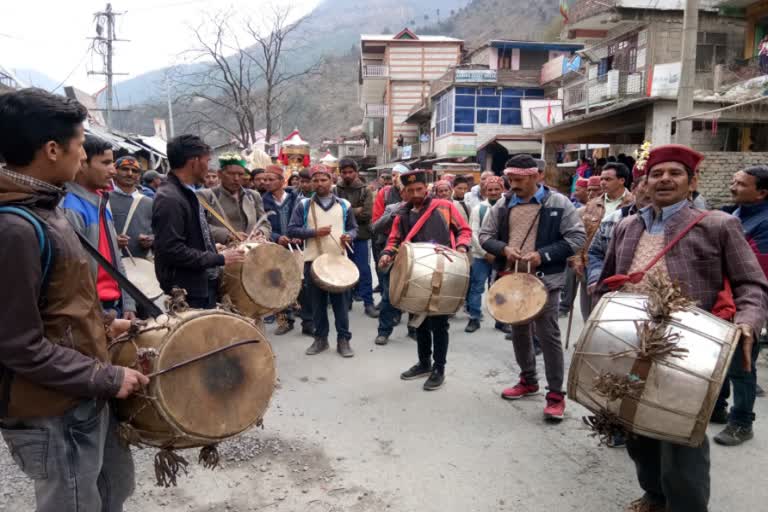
top-left (197, 193), bottom-right (241, 240)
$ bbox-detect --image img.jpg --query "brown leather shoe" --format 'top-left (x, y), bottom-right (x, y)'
top-left (305, 337), bottom-right (329, 355)
top-left (337, 338), bottom-right (354, 358)
top-left (625, 497), bottom-right (665, 512)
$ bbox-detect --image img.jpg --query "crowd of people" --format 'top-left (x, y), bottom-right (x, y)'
top-left (1, 88), bottom-right (768, 512)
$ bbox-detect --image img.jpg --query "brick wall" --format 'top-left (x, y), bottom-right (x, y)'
top-left (697, 152), bottom-right (768, 207)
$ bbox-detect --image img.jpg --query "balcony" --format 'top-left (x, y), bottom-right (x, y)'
top-left (362, 64), bottom-right (389, 79)
top-left (715, 57), bottom-right (768, 92)
top-left (364, 104), bottom-right (388, 118)
top-left (563, 69), bottom-right (646, 112)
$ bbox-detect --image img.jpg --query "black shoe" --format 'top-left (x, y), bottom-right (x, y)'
top-left (710, 407), bottom-right (728, 424)
top-left (465, 319), bottom-right (480, 333)
top-left (495, 323), bottom-right (512, 334)
top-left (301, 325), bottom-right (315, 337)
top-left (337, 339), bottom-right (354, 358)
top-left (714, 423), bottom-right (754, 446)
top-left (274, 323), bottom-right (294, 336)
top-left (374, 335), bottom-right (389, 345)
top-left (407, 327), bottom-right (417, 341)
top-left (364, 304), bottom-right (380, 318)
top-left (505, 332), bottom-right (514, 341)
top-left (263, 315), bottom-right (276, 324)
top-left (306, 337), bottom-right (329, 355)
top-left (353, 294), bottom-right (363, 302)
top-left (394, 313), bottom-right (402, 325)
top-left (400, 362), bottom-right (432, 380)
top-left (423, 368), bottom-right (445, 391)
top-left (373, 284), bottom-right (382, 294)
top-left (374, 302), bottom-right (382, 311)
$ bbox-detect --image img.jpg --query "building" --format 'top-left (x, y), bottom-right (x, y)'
top-left (537, 0), bottom-right (768, 204)
top-left (358, 29), bottom-right (464, 164)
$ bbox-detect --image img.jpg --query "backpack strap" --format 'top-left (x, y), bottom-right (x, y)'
top-left (0, 206), bottom-right (53, 299)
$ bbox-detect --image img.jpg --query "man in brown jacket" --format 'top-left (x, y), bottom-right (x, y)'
top-left (597, 144), bottom-right (768, 512)
top-left (0, 89), bottom-right (148, 511)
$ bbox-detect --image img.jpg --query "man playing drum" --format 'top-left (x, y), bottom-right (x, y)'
top-left (197, 153), bottom-right (271, 243)
top-left (288, 164), bottom-right (358, 357)
top-left (596, 144), bottom-right (768, 512)
top-left (479, 154), bottom-right (585, 420)
top-left (378, 169), bottom-right (472, 391)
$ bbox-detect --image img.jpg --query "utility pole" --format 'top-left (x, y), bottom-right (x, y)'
top-left (676, 0), bottom-right (699, 146)
top-left (165, 75), bottom-right (175, 138)
top-left (89, 3), bottom-right (128, 130)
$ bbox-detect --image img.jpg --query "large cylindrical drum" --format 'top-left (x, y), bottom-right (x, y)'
top-left (567, 292), bottom-right (740, 447)
top-left (389, 242), bottom-right (470, 316)
top-left (221, 242), bottom-right (302, 317)
top-left (110, 309), bottom-right (276, 448)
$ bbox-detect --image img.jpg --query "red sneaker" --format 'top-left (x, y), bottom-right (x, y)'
top-left (500, 379), bottom-right (539, 400)
top-left (544, 391), bottom-right (566, 421)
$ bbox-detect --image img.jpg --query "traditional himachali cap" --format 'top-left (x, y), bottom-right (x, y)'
top-left (309, 164), bottom-right (333, 177)
top-left (588, 176), bottom-right (602, 187)
top-left (441, 173), bottom-right (456, 185)
top-left (265, 164), bottom-right (285, 177)
top-left (485, 176), bottom-right (505, 187)
top-left (645, 144), bottom-right (704, 174)
top-left (575, 178), bottom-right (589, 188)
top-left (218, 152), bottom-right (247, 169)
top-left (503, 154), bottom-right (539, 176)
top-left (116, 156), bottom-right (141, 170)
top-left (401, 169), bottom-right (428, 185)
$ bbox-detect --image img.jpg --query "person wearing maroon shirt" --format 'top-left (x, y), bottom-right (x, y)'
top-left (378, 169), bottom-right (472, 391)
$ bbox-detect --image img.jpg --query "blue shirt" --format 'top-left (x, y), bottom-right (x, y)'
top-left (638, 199), bottom-right (689, 234)
top-left (507, 184), bottom-right (546, 208)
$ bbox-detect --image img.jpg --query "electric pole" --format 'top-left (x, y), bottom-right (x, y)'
top-left (676, 0), bottom-right (699, 146)
top-left (166, 75), bottom-right (175, 138)
top-left (89, 3), bottom-right (128, 130)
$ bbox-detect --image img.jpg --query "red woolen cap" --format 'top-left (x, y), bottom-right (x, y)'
top-left (575, 178), bottom-right (589, 188)
top-left (587, 176), bottom-right (601, 187)
top-left (309, 164), bottom-right (333, 177)
top-left (645, 144), bottom-right (704, 174)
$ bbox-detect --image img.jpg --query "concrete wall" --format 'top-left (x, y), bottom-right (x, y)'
top-left (697, 152), bottom-right (768, 207)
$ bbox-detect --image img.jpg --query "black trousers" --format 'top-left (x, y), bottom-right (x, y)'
top-left (626, 434), bottom-right (710, 512)
top-left (186, 280), bottom-right (218, 309)
top-left (416, 315), bottom-right (450, 370)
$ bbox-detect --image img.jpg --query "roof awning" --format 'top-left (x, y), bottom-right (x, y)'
top-left (87, 127), bottom-right (144, 153)
top-left (477, 134), bottom-right (542, 153)
top-left (537, 98), bottom-right (653, 144)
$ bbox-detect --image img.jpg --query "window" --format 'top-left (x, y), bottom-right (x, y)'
top-left (448, 86), bottom-right (545, 128)
top-left (696, 32), bottom-right (728, 72)
top-left (454, 87), bottom-right (475, 133)
top-left (498, 48), bottom-right (514, 70)
top-left (435, 90), bottom-right (455, 137)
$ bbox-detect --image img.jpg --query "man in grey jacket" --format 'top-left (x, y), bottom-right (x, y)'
top-left (109, 156), bottom-right (154, 259)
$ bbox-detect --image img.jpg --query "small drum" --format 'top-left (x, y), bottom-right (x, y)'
top-left (568, 292), bottom-right (740, 447)
top-left (486, 262), bottom-right (548, 325)
top-left (110, 309), bottom-right (276, 448)
top-left (310, 253), bottom-right (359, 293)
top-left (122, 257), bottom-right (163, 301)
top-left (390, 242), bottom-right (470, 316)
top-left (221, 242), bottom-right (302, 317)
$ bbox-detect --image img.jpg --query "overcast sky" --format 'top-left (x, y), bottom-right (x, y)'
top-left (1, 0), bottom-right (319, 93)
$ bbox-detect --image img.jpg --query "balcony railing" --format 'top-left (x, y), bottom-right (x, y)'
top-left (364, 104), bottom-right (388, 118)
top-left (715, 57), bottom-right (768, 91)
top-left (362, 64), bottom-right (389, 78)
top-left (563, 69), bottom-right (646, 112)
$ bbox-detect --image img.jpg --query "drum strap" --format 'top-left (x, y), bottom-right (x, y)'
top-left (198, 194), bottom-right (241, 240)
top-left (121, 195), bottom-right (143, 236)
top-left (603, 211), bottom-right (711, 290)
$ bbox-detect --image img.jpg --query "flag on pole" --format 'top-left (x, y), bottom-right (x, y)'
top-left (547, 102), bottom-right (553, 125)
top-left (560, 0), bottom-right (569, 22)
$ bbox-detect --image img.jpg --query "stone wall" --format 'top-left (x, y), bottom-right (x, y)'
top-left (697, 152), bottom-right (768, 207)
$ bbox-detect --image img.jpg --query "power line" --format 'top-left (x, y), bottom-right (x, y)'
top-left (88, 3), bottom-right (128, 129)
top-left (51, 48), bottom-right (91, 93)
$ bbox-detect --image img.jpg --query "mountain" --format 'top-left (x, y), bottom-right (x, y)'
top-left (11, 68), bottom-right (59, 91)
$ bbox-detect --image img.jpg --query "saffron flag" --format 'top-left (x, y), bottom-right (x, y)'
top-left (560, 0), bottom-right (569, 22)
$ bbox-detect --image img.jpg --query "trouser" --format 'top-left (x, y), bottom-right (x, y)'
top-left (297, 272), bottom-right (314, 331)
top-left (467, 257), bottom-right (493, 320)
top-left (559, 266), bottom-right (577, 314)
top-left (377, 269), bottom-right (401, 337)
top-left (349, 239), bottom-right (374, 306)
top-left (417, 315), bottom-right (450, 370)
top-left (509, 289), bottom-right (565, 393)
top-left (626, 435), bottom-right (710, 512)
top-left (715, 335), bottom-right (760, 428)
top-left (186, 279), bottom-right (219, 309)
top-left (305, 262), bottom-right (350, 341)
top-left (0, 400), bottom-right (135, 512)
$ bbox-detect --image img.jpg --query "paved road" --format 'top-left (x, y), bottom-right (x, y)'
top-left (1, 295), bottom-right (767, 511)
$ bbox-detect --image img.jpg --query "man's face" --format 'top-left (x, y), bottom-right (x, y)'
top-left (219, 165), bottom-right (245, 192)
top-left (600, 169), bottom-right (624, 196)
top-left (262, 173), bottom-right (283, 193)
top-left (573, 186), bottom-right (588, 204)
top-left (56, 127), bottom-right (87, 184)
top-left (405, 182), bottom-right (428, 206)
top-left (380, 175), bottom-right (393, 187)
top-left (340, 166), bottom-right (357, 185)
top-left (81, 148), bottom-right (115, 190)
top-left (434, 183), bottom-right (452, 200)
top-left (647, 161), bottom-right (691, 207)
top-left (204, 171), bottom-right (219, 188)
top-left (115, 164), bottom-right (141, 189)
top-left (453, 182), bottom-right (468, 199)
top-left (312, 173), bottom-right (333, 195)
top-left (253, 173), bottom-right (268, 192)
top-left (587, 184), bottom-right (602, 200)
top-left (731, 170), bottom-right (767, 205)
top-left (485, 182), bottom-right (503, 201)
top-left (191, 154), bottom-right (212, 183)
top-left (300, 177), bottom-right (313, 194)
top-left (507, 174), bottom-right (538, 199)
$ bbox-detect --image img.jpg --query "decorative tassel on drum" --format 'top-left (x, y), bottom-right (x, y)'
top-left (199, 444), bottom-right (221, 470)
top-left (154, 449), bottom-right (189, 488)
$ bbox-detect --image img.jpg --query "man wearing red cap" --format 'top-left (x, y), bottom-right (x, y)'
top-left (288, 164), bottom-right (358, 358)
top-left (596, 144), bottom-right (768, 512)
top-left (479, 154), bottom-right (586, 421)
top-left (586, 175), bottom-right (602, 201)
top-left (571, 177), bottom-right (589, 208)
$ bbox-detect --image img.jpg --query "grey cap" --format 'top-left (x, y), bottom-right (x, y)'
top-left (143, 170), bottom-right (162, 182)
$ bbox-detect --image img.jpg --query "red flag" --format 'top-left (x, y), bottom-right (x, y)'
top-left (546, 102), bottom-right (553, 125)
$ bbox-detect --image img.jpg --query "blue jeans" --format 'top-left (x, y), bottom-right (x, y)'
top-left (0, 400), bottom-right (134, 512)
top-left (467, 257), bottom-right (493, 320)
top-left (349, 239), bottom-right (374, 306)
top-left (377, 269), bottom-right (401, 337)
top-left (715, 337), bottom-right (760, 427)
top-left (305, 262), bottom-right (351, 341)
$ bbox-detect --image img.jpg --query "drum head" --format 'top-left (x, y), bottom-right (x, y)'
top-left (241, 243), bottom-right (302, 311)
top-left (311, 254), bottom-right (359, 291)
top-left (154, 312), bottom-right (276, 440)
top-left (487, 273), bottom-right (548, 325)
top-left (389, 244), bottom-right (412, 306)
top-left (122, 257), bottom-right (163, 300)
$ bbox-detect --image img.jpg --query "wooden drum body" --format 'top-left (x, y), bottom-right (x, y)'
top-left (390, 242), bottom-right (470, 316)
top-left (310, 253), bottom-right (359, 293)
top-left (110, 310), bottom-right (276, 449)
top-left (568, 292), bottom-right (740, 446)
top-left (221, 242), bottom-right (302, 317)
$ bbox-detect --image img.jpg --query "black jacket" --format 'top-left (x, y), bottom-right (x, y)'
top-left (152, 173), bottom-right (224, 297)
